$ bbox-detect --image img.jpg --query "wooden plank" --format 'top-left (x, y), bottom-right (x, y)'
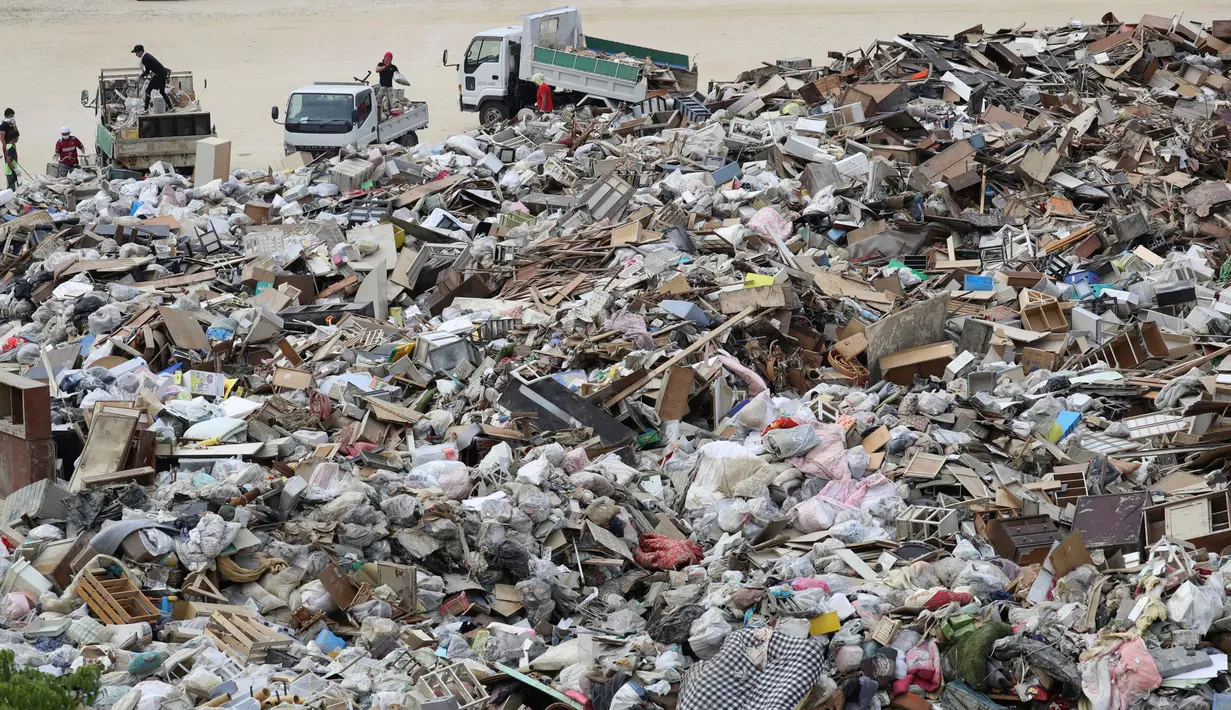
top-left (836, 548), bottom-right (880, 580)
top-left (655, 366), bottom-right (694, 422)
top-left (134, 269), bottom-right (218, 291)
top-left (605, 307), bottom-right (755, 407)
top-left (277, 338), bottom-right (303, 367)
top-left (79, 466), bottom-right (156, 488)
top-left (60, 257), bottom-right (155, 278)
top-left (157, 306), bottom-right (211, 350)
top-left (546, 273), bottom-right (587, 307)
top-left (313, 274), bottom-right (359, 302)
top-left (393, 174), bottom-right (468, 208)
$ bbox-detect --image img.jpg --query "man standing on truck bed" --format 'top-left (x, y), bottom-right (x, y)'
top-left (375, 52), bottom-right (398, 116)
top-left (132, 45), bottom-right (173, 113)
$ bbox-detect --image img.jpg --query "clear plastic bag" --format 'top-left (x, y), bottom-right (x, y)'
top-left (688, 607), bottom-right (731, 659)
top-left (714, 498), bottom-right (751, 533)
top-left (954, 560), bottom-right (1010, 597)
top-left (762, 425), bottom-right (821, 459)
top-left (1167, 579), bottom-right (1225, 634)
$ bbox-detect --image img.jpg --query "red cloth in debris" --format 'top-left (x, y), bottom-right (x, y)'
top-left (634, 533), bottom-right (703, 570)
top-left (921, 589), bottom-right (973, 610)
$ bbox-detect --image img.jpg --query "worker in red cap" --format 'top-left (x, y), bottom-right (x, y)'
top-left (375, 52), bottom-right (399, 117)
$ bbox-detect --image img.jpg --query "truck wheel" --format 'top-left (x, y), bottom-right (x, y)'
top-left (398, 131), bottom-right (419, 148)
top-left (480, 101), bottom-right (510, 125)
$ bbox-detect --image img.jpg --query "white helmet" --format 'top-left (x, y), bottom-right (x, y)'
top-left (60, 126), bottom-right (70, 135)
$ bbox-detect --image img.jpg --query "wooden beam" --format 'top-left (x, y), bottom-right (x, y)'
top-left (605, 307), bottom-right (755, 408)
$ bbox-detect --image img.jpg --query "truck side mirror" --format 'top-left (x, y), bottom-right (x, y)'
top-left (270, 106), bottom-right (280, 121)
top-left (442, 49), bottom-right (449, 66)
top-left (80, 90), bottom-right (90, 107)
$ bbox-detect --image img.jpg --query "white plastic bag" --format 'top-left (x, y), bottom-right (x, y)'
top-left (762, 425), bottom-right (821, 459)
top-left (688, 607), bottom-right (731, 660)
top-left (1167, 579), bottom-right (1224, 634)
top-left (685, 441), bottom-right (765, 511)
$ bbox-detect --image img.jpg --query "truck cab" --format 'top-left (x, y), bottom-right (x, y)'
top-left (274, 83), bottom-right (428, 157)
top-left (277, 84), bottom-right (378, 156)
top-left (457, 27), bottom-right (527, 124)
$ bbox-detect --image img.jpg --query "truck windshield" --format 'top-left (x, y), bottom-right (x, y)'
top-left (286, 93), bottom-right (354, 133)
top-left (464, 37), bottom-right (502, 74)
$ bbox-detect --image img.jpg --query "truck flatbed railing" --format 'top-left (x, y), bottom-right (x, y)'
top-left (584, 36), bottom-right (692, 70)
top-left (532, 46), bottom-right (642, 83)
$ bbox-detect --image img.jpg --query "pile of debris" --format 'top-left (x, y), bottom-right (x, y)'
top-left (2, 10), bottom-right (1231, 710)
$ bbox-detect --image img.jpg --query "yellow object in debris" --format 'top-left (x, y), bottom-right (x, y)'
top-left (810, 611), bottom-right (841, 635)
top-left (744, 273), bottom-right (776, 288)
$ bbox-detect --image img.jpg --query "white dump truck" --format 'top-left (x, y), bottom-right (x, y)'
top-left (445, 6), bottom-right (697, 124)
top-left (272, 82), bottom-right (428, 157)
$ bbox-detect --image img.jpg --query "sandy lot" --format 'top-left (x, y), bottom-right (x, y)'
top-left (6, 0), bottom-right (1227, 168)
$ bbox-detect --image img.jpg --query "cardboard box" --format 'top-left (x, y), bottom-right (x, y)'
top-left (183, 371), bottom-right (225, 397)
top-left (244, 202), bottom-right (271, 225)
top-left (242, 264), bottom-right (276, 287)
top-left (1020, 347), bottom-right (1058, 373)
top-left (879, 342), bottom-right (956, 385)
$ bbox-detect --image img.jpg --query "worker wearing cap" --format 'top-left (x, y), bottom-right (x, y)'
top-left (54, 127), bottom-right (86, 176)
top-left (131, 45), bottom-right (172, 112)
top-left (533, 73), bottom-right (553, 113)
top-left (375, 52), bottom-right (398, 117)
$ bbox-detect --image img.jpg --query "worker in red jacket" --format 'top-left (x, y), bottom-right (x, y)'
top-left (533, 73), bottom-right (553, 113)
top-left (54, 127), bottom-right (85, 176)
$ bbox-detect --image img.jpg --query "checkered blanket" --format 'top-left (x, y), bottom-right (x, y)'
top-left (679, 628), bottom-right (824, 710)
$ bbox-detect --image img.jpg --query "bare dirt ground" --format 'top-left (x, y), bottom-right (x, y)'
top-left (6, 0), bottom-right (1226, 168)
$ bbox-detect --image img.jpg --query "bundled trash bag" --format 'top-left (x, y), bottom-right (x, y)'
top-left (1079, 636), bottom-right (1161, 710)
top-left (635, 534), bottom-right (703, 570)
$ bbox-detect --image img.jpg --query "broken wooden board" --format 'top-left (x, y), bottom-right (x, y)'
top-left (157, 306), bottom-right (210, 350)
top-left (606, 307), bottom-right (755, 407)
top-left (835, 547), bottom-right (880, 580)
top-left (716, 285), bottom-right (789, 314)
top-left (655, 366), bottom-right (694, 422)
top-left (70, 410), bottom-right (140, 493)
top-left (500, 376), bottom-right (637, 447)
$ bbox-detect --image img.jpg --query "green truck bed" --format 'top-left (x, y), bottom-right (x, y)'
top-left (532, 46), bottom-right (642, 83)
top-left (584, 36), bottom-right (691, 70)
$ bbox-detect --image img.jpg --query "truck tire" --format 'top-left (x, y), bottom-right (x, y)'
top-left (397, 131), bottom-right (419, 148)
top-left (479, 101), bottom-right (510, 125)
